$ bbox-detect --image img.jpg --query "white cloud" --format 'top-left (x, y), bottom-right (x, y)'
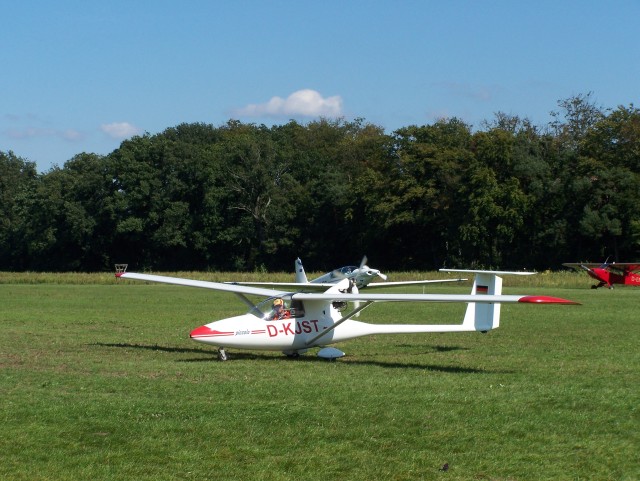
top-left (2, 114), bottom-right (86, 142)
top-left (235, 89), bottom-right (343, 118)
top-left (5, 126), bottom-right (85, 142)
top-left (100, 122), bottom-right (141, 139)
top-left (5, 127), bottom-right (53, 139)
top-left (61, 129), bottom-right (84, 141)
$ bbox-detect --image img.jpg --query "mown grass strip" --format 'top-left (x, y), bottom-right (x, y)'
top-left (1, 281), bottom-right (638, 480)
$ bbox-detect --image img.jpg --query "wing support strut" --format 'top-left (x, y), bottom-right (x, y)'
top-left (234, 293), bottom-right (263, 316)
top-left (305, 301), bottom-right (373, 346)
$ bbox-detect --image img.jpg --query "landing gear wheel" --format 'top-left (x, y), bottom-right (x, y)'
top-left (217, 348), bottom-right (228, 361)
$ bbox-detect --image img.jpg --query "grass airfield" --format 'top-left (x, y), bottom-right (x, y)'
top-left (1, 272), bottom-right (638, 480)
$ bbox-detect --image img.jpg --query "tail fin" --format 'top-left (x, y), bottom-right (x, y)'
top-left (463, 272), bottom-right (503, 332)
top-left (440, 269), bottom-right (536, 332)
top-left (295, 258), bottom-right (309, 283)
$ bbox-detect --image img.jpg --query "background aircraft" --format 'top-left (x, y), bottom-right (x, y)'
top-left (116, 266), bottom-right (578, 361)
top-left (301, 256), bottom-right (388, 287)
top-left (226, 257), bottom-right (466, 291)
top-left (563, 261), bottom-right (640, 289)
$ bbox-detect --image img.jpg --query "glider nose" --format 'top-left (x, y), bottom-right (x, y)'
top-left (190, 325), bottom-right (213, 339)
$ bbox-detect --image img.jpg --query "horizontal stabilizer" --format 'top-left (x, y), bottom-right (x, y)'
top-left (439, 268), bottom-right (535, 276)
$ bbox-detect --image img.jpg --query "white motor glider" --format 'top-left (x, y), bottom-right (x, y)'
top-left (226, 257), bottom-right (467, 291)
top-left (115, 265), bottom-right (578, 361)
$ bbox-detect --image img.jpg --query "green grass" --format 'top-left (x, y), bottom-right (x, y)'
top-left (1, 276), bottom-right (638, 480)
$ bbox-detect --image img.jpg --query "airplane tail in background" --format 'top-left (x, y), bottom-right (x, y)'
top-left (440, 269), bottom-right (536, 332)
top-left (295, 258), bottom-right (309, 284)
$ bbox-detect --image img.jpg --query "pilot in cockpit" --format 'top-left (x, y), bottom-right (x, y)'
top-left (271, 298), bottom-right (291, 320)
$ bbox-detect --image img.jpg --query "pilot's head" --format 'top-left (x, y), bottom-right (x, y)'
top-left (273, 298), bottom-right (284, 310)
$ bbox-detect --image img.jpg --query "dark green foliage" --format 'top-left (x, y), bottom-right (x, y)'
top-left (0, 151), bottom-right (39, 268)
top-left (2, 96), bottom-right (640, 271)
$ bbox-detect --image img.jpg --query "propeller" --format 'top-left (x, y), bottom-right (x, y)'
top-left (375, 270), bottom-right (388, 281)
top-left (358, 255), bottom-right (388, 281)
top-left (599, 256), bottom-right (612, 268)
top-left (330, 256), bottom-right (388, 286)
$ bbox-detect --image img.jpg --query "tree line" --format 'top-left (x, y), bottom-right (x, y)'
top-left (2, 93), bottom-right (639, 272)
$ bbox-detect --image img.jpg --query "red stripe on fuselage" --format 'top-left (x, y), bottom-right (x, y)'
top-left (190, 326), bottom-right (234, 338)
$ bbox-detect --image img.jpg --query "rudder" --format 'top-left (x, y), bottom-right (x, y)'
top-left (462, 272), bottom-right (503, 332)
top-left (440, 269), bottom-right (536, 332)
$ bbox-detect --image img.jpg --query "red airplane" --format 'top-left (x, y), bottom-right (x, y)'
top-left (563, 262), bottom-right (640, 289)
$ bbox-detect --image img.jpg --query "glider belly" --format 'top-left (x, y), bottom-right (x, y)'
top-left (190, 315), bottom-right (330, 351)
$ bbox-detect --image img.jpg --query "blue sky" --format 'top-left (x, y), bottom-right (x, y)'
top-left (2, 1), bottom-right (639, 172)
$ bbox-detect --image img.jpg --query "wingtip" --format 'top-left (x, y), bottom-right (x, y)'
top-left (518, 295), bottom-right (580, 305)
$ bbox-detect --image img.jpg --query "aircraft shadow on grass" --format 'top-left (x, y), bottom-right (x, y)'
top-left (92, 342), bottom-right (212, 356)
top-left (93, 342), bottom-right (514, 374)
top-left (93, 342), bottom-right (291, 361)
